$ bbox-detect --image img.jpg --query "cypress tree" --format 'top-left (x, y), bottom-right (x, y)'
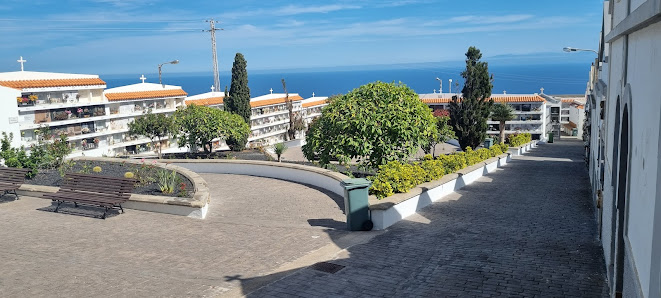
top-left (227, 53), bottom-right (251, 123)
top-left (449, 46), bottom-right (494, 150)
top-left (226, 53), bottom-right (251, 151)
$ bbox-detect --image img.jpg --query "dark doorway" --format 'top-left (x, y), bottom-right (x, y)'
top-left (609, 97), bottom-right (621, 279)
top-left (614, 105), bottom-right (629, 297)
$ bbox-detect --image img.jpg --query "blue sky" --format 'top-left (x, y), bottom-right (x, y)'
top-left (0, 0), bottom-right (603, 75)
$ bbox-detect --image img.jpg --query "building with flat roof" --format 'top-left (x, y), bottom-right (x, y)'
top-left (184, 92), bottom-right (328, 147)
top-left (0, 68), bottom-right (186, 157)
top-left (419, 93), bottom-right (549, 141)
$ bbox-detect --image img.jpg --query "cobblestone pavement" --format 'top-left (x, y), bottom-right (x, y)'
top-left (248, 140), bottom-right (610, 297)
top-left (0, 174), bottom-right (349, 297)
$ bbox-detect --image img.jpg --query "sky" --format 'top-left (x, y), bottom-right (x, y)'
top-left (0, 0), bottom-right (604, 75)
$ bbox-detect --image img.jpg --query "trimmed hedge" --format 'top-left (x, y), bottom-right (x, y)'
top-left (369, 143), bottom-right (509, 199)
top-left (507, 133), bottom-right (532, 147)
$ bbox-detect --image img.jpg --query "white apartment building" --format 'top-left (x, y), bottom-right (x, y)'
top-left (102, 80), bottom-right (187, 156)
top-left (586, 1), bottom-right (661, 297)
top-left (184, 92), bottom-right (328, 147)
top-left (0, 69), bottom-right (186, 157)
top-left (0, 70), bottom-right (107, 151)
top-left (420, 93), bottom-right (548, 141)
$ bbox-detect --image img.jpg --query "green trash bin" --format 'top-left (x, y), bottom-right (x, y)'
top-left (340, 178), bottom-right (373, 231)
top-left (572, 128), bottom-right (578, 136)
top-left (548, 132), bottom-right (554, 143)
top-left (483, 138), bottom-right (493, 149)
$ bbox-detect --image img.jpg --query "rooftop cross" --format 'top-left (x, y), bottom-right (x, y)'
top-left (17, 56), bottom-right (26, 71)
top-left (540, 87), bottom-right (545, 94)
top-left (269, 88), bottom-right (273, 94)
top-left (139, 75), bottom-right (147, 83)
top-left (312, 92), bottom-right (315, 97)
top-left (211, 85), bottom-right (215, 93)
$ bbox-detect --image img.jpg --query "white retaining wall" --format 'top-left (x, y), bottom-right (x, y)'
top-left (369, 142), bottom-right (535, 230)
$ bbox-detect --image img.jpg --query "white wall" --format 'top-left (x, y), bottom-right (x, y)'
top-left (622, 20), bottom-right (661, 297)
top-left (0, 86), bottom-right (22, 148)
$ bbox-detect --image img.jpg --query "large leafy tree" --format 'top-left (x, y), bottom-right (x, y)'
top-left (173, 104), bottom-right (250, 153)
top-left (302, 81), bottom-right (435, 169)
top-left (490, 103), bottom-right (515, 144)
top-left (226, 53), bottom-right (251, 123)
top-left (422, 116), bottom-right (456, 157)
top-left (449, 46), bottom-right (494, 150)
top-left (128, 111), bottom-right (174, 158)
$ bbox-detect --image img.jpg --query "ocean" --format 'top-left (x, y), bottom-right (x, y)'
top-left (102, 62), bottom-right (591, 98)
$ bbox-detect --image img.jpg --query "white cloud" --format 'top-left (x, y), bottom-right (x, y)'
top-left (447, 14), bottom-right (534, 25)
top-left (274, 4), bottom-right (361, 15)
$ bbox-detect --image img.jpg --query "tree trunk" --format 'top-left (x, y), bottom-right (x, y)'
top-left (156, 137), bottom-right (162, 159)
top-left (499, 120), bottom-right (506, 144)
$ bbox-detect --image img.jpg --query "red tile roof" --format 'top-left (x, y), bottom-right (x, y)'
top-left (420, 95), bottom-right (545, 104)
top-left (105, 89), bottom-right (187, 101)
top-left (0, 78), bottom-right (106, 89)
top-left (302, 99), bottom-right (328, 108)
top-left (251, 95), bottom-right (304, 108)
top-left (186, 97), bottom-right (224, 106)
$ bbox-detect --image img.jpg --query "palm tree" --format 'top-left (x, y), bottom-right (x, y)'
top-left (491, 103), bottom-right (515, 144)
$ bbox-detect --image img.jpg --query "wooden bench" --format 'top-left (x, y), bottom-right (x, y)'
top-left (43, 173), bottom-right (136, 219)
top-left (0, 167), bottom-right (30, 200)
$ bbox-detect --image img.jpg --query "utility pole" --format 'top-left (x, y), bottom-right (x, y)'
top-left (205, 19), bottom-right (222, 93)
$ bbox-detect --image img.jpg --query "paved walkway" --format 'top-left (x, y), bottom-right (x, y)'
top-left (0, 174), bottom-right (349, 297)
top-left (248, 140), bottom-right (609, 297)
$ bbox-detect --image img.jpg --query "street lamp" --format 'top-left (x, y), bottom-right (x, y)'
top-left (158, 60), bottom-right (179, 86)
top-left (435, 77), bottom-right (443, 94)
top-left (448, 79), bottom-right (453, 94)
top-left (563, 47), bottom-right (598, 54)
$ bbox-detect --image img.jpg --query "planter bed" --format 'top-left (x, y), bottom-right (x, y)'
top-left (28, 160), bottom-right (194, 198)
top-left (368, 140), bottom-right (537, 230)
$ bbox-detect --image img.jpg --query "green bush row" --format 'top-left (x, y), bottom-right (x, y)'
top-left (507, 133), bottom-right (532, 147)
top-left (1, 131), bottom-right (72, 178)
top-left (369, 143), bottom-right (509, 199)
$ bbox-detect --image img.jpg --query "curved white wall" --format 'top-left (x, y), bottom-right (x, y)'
top-left (171, 161), bottom-right (347, 198)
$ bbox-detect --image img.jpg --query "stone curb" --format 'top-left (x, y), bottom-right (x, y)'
top-left (159, 159), bottom-right (350, 183)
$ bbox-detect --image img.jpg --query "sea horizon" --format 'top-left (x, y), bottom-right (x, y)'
top-left (102, 60), bottom-right (590, 98)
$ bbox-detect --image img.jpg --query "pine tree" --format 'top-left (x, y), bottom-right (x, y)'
top-left (449, 46), bottom-right (494, 150)
top-left (226, 53), bottom-right (251, 123)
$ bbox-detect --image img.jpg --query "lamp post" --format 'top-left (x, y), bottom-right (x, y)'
top-left (563, 47), bottom-right (598, 54)
top-left (435, 77), bottom-right (443, 94)
top-left (448, 79), bottom-right (453, 94)
top-left (158, 60), bottom-right (179, 86)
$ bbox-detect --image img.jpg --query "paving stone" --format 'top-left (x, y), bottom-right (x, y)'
top-left (0, 174), bottom-right (349, 297)
top-left (249, 140), bottom-right (609, 297)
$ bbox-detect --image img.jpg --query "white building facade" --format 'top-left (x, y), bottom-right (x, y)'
top-left (0, 70), bottom-right (186, 157)
top-left (586, 1), bottom-right (661, 297)
top-left (420, 93), bottom-right (549, 141)
top-left (184, 93), bottom-right (328, 148)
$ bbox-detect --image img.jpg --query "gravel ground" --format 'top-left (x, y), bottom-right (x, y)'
top-left (28, 161), bottom-right (194, 198)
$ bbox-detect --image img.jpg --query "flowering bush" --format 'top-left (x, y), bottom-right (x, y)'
top-left (124, 172), bottom-right (135, 179)
top-left (92, 166), bottom-right (102, 173)
top-left (507, 133), bottom-right (532, 147)
top-left (369, 144), bottom-right (510, 199)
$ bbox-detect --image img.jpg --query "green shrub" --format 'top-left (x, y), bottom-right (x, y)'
top-left (156, 169), bottom-right (178, 194)
top-left (370, 141), bottom-right (514, 199)
top-left (507, 133), bottom-right (532, 147)
top-left (420, 159), bottom-right (445, 182)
